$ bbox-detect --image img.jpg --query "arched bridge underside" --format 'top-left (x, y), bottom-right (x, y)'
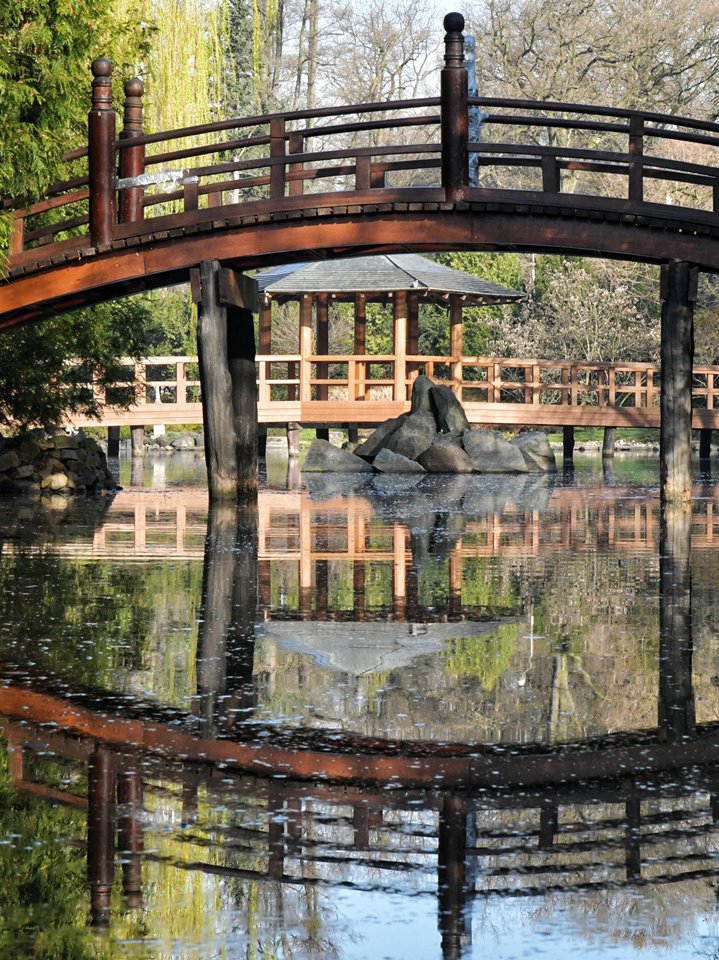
top-left (5, 197), bottom-right (719, 329)
top-left (7, 13), bottom-right (719, 329)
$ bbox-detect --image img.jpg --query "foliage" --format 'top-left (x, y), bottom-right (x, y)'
top-left (0, 0), bottom-right (150, 259)
top-left (443, 623), bottom-right (518, 690)
top-left (467, 0), bottom-right (719, 116)
top-left (487, 257), bottom-right (661, 363)
top-left (0, 749), bottom-right (104, 960)
top-left (0, 297), bottom-right (158, 428)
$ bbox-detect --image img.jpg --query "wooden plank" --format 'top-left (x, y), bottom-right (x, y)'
top-left (218, 267), bottom-right (259, 312)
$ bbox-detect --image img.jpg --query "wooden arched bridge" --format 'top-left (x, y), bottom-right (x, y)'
top-left (1, 12), bottom-right (716, 500)
top-left (4, 14), bottom-right (719, 325)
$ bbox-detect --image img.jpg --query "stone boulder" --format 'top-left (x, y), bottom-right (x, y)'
top-left (355, 416), bottom-right (404, 461)
top-left (417, 435), bottom-right (474, 473)
top-left (384, 411), bottom-right (437, 461)
top-left (430, 385), bottom-right (471, 434)
top-left (171, 433), bottom-right (196, 450)
top-left (410, 374), bottom-right (434, 414)
top-left (512, 432), bottom-right (557, 472)
top-left (303, 438), bottom-right (373, 472)
top-left (373, 448), bottom-right (426, 473)
top-left (463, 429), bottom-right (528, 473)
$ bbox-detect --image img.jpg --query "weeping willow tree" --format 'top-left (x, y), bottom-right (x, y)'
top-left (137, 0), bottom-right (225, 133)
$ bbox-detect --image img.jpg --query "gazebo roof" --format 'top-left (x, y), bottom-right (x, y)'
top-left (256, 254), bottom-right (524, 305)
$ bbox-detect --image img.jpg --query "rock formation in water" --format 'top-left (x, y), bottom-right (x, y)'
top-left (303, 374), bottom-right (557, 474)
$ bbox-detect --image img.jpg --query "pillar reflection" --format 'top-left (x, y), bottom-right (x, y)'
top-left (658, 503), bottom-right (695, 741)
top-left (196, 500), bottom-right (258, 736)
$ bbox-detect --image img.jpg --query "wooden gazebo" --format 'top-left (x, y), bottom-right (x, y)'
top-left (254, 254), bottom-right (523, 446)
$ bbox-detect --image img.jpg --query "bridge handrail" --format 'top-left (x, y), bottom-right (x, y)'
top-left (471, 95), bottom-right (719, 137)
top-left (8, 19), bottom-right (719, 286)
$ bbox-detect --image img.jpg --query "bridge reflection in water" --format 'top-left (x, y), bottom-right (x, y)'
top-left (1, 476), bottom-right (719, 957)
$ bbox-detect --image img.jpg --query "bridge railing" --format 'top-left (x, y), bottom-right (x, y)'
top-left (7, 13), bottom-right (719, 273)
top-left (62, 353), bottom-right (719, 430)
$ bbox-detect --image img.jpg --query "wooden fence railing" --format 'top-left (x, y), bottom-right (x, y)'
top-left (64, 354), bottom-right (719, 430)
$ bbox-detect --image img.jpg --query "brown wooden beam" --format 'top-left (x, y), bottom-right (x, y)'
top-left (660, 261), bottom-right (698, 503)
top-left (198, 260), bottom-right (238, 500)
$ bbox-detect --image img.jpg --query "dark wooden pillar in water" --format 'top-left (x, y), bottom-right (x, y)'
top-left (117, 768), bottom-right (143, 908)
top-left (562, 426), bottom-right (574, 462)
top-left (700, 428), bottom-right (712, 473)
top-left (660, 261), bottom-right (698, 503)
top-left (197, 502), bottom-right (258, 735)
top-left (130, 425), bottom-right (144, 457)
top-left (226, 499), bottom-right (258, 724)
top-left (197, 261), bottom-right (258, 499)
top-left (107, 426), bottom-right (120, 458)
top-left (88, 746), bottom-right (116, 926)
top-left (226, 303), bottom-right (258, 496)
top-left (316, 293), bottom-right (329, 441)
top-left (625, 795), bottom-right (642, 880)
top-left (437, 794), bottom-right (470, 960)
top-left (603, 426), bottom-right (616, 459)
top-left (198, 261), bottom-right (238, 499)
top-left (658, 503), bottom-right (695, 740)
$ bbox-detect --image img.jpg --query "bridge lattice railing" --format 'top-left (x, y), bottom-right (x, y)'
top-left (7, 14), bottom-right (719, 271)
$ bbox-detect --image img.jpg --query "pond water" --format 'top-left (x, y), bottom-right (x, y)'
top-left (1, 451), bottom-right (719, 959)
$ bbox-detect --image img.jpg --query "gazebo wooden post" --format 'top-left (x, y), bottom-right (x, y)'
top-left (393, 291), bottom-right (408, 402)
top-left (407, 293), bottom-right (420, 382)
top-left (316, 293), bottom-right (329, 440)
top-left (449, 294), bottom-right (463, 399)
top-left (349, 293), bottom-right (367, 443)
top-left (293, 294), bottom-right (313, 456)
top-left (257, 298), bottom-right (272, 458)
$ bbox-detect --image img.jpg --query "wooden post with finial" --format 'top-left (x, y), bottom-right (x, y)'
top-left (88, 58), bottom-right (116, 248)
top-left (119, 78), bottom-right (145, 224)
top-left (441, 12), bottom-right (469, 203)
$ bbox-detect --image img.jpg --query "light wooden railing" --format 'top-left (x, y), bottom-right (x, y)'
top-left (65, 354), bottom-right (719, 430)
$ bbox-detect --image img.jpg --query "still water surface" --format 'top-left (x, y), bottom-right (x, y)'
top-left (1, 452), bottom-right (719, 959)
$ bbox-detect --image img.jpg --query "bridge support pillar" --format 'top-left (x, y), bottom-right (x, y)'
top-left (660, 261), bottom-right (698, 503)
top-left (699, 428), bottom-right (712, 470)
top-left (602, 426), bottom-right (616, 459)
top-left (197, 260), bottom-right (258, 500)
top-left (130, 425), bottom-right (144, 458)
top-left (562, 426), bottom-right (574, 462)
top-left (107, 426), bottom-right (120, 458)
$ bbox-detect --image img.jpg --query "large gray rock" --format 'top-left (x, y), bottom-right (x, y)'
top-left (430, 385), bottom-right (471, 434)
top-left (373, 448), bottom-right (426, 473)
top-left (302, 438), bottom-right (373, 472)
top-left (355, 416), bottom-right (404, 460)
top-left (384, 411), bottom-right (437, 461)
top-left (463, 429), bottom-right (528, 473)
top-left (417, 435), bottom-right (474, 473)
top-left (512, 432), bottom-right (557, 472)
top-left (410, 374), bottom-right (434, 413)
